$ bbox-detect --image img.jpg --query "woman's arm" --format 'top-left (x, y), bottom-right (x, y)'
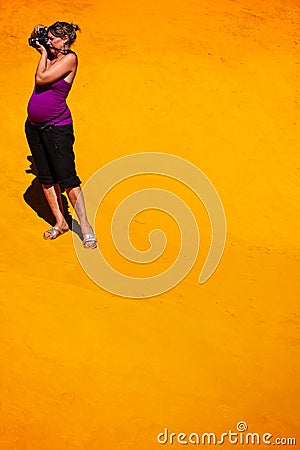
top-left (34, 44), bottom-right (77, 85)
top-left (34, 46), bottom-right (48, 83)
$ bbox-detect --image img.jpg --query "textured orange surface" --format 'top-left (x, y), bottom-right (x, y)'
top-left (0, 0), bottom-right (299, 449)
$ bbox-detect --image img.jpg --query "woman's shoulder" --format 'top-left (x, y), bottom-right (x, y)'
top-left (66, 49), bottom-right (78, 59)
top-left (64, 51), bottom-right (78, 70)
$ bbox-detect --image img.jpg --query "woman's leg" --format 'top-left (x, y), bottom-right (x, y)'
top-left (42, 183), bottom-right (69, 238)
top-left (65, 185), bottom-right (97, 248)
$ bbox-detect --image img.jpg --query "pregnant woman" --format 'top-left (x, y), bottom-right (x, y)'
top-left (25, 21), bottom-right (97, 249)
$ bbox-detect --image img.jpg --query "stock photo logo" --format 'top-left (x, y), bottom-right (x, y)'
top-left (72, 153), bottom-right (226, 298)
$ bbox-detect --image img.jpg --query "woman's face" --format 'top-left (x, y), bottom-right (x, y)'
top-left (46, 31), bottom-right (68, 53)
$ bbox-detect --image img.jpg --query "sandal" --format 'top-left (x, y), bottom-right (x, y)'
top-left (83, 232), bottom-right (97, 249)
top-left (43, 226), bottom-right (68, 240)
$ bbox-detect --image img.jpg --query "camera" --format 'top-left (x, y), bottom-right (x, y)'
top-left (28, 27), bottom-right (48, 47)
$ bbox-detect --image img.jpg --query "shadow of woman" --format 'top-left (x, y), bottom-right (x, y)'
top-left (23, 156), bottom-right (83, 239)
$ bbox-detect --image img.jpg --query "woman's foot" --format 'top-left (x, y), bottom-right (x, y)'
top-left (43, 221), bottom-right (69, 240)
top-left (83, 233), bottom-right (97, 249)
top-left (81, 223), bottom-right (97, 249)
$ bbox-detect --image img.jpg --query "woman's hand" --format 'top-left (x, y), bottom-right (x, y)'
top-left (35, 41), bottom-right (48, 55)
top-left (30, 24), bottom-right (48, 54)
top-left (31, 24), bottom-right (46, 38)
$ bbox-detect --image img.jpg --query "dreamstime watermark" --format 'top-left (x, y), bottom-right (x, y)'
top-left (73, 152), bottom-right (226, 298)
top-left (157, 422), bottom-right (297, 446)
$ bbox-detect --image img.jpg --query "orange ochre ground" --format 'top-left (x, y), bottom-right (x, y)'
top-left (0, 0), bottom-right (299, 449)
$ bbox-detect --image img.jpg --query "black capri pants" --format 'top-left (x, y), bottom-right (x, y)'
top-left (25, 119), bottom-right (81, 190)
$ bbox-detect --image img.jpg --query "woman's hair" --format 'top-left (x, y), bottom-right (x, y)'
top-left (47, 21), bottom-right (80, 46)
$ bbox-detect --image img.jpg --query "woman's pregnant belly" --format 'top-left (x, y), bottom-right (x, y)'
top-left (27, 85), bottom-right (71, 123)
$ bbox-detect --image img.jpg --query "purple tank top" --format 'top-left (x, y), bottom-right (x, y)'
top-left (27, 78), bottom-right (72, 126)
